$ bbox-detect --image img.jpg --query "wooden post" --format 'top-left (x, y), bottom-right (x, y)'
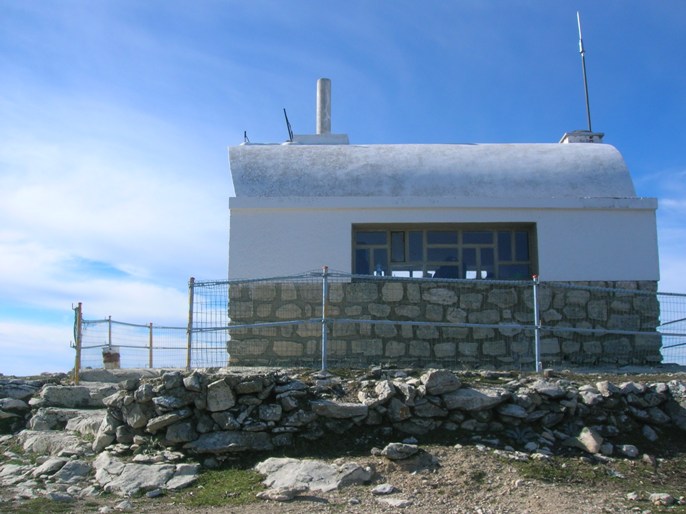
top-left (73, 302), bottom-right (82, 384)
top-left (186, 277), bottom-right (195, 371)
top-left (148, 322), bottom-right (153, 368)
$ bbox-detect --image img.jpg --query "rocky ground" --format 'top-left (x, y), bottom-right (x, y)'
top-left (1, 367), bottom-right (686, 513)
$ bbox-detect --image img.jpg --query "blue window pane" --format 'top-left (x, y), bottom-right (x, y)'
top-left (499, 264), bottom-right (530, 280)
top-left (481, 248), bottom-right (494, 266)
top-left (433, 265), bottom-right (460, 278)
top-left (356, 249), bottom-right (370, 274)
top-left (374, 248), bottom-right (388, 273)
top-left (427, 230), bottom-right (458, 244)
top-left (427, 248), bottom-right (458, 261)
top-left (462, 248), bottom-right (476, 267)
top-left (356, 231), bottom-right (387, 245)
top-left (391, 232), bottom-right (405, 262)
top-left (463, 231), bottom-right (493, 244)
top-left (515, 231), bottom-right (529, 261)
top-left (498, 231), bottom-right (512, 261)
top-left (409, 231), bottom-right (423, 261)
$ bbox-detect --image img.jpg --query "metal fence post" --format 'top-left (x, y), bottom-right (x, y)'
top-left (186, 277), bottom-right (195, 371)
top-left (148, 322), bottom-right (153, 368)
top-left (73, 302), bottom-right (82, 384)
top-left (532, 275), bottom-right (542, 373)
top-left (107, 315), bottom-right (112, 350)
top-left (321, 266), bottom-right (329, 372)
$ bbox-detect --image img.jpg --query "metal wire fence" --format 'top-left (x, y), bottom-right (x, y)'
top-left (72, 271), bottom-right (686, 378)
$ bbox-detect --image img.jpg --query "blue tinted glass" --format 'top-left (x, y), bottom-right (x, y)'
top-left (356, 249), bottom-right (370, 274)
top-left (515, 231), bottom-right (529, 261)
top-left (409, 231), bottom-right (423, 261)
top-left (356, 231), bottom-right (387, 245)
top-left (427, 248), bottom-right (458, 261)
top-left (427, 231), bottom-right (458, 244)
top-left (498, 264), bottom-right (530, 280)
top-left (374, 248), bottom-right (388, 272)
top-left (433, 265), bottom-right (460, 279)
top-left (462, 248), bottom-right (476, 266)
top-left (481, 248), bottom-right (494, 266)
top-left (463, 231), bottom-right (493, 244)
top-left (498, 231), bottom-right (512, 261)
top-left (391, 232), bottom-right (405, 262)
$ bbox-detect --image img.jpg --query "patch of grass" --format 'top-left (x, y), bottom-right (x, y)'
top-left (469, 470), bottom-right (487, 483)
top-left (8, 497), bottom-right (75, 514)
top-left (512, 457), bottom-right (606, 484)
top-left (177, 467), bottom-right (264, 507)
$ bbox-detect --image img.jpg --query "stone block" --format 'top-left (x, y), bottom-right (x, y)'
top-left (256, 304), bottom-right (272, 318)
top-left (385, 341), bottom-right (406, 357)
top-left (332, 322), bottom-right (357, 337)
top-left (540, 338), bottom-right (560, 355)
top-left (482, 341), bottom-right (506, 356)
top-left (468, 309), bottom-right (500, 325)
top-left (280, 283), bottom-right (298, 301)
top-left (327, 283), bottom-right (344, 303)
top-left (351, 339), bottom-right (383, 356)
top-left (273, 341), bottom-right (304, 357)
top-left (423, 288), bottom-right (457, 305)
top-left (459, 293), bottom-right (483, 310)
top-left (229, 340), bottom-right (269, 356)
top-left (472, 328), bottom-right (494, 339)
top-left (276, 304), bottom-right (303, 320)
top-left (446, 307), bottom-right (467, 323)
top-left (433, 342), bottom-right (457, 358)
top-left (395, 305), bottom-right (421, 318)
top-left (296, 323), bottom-right (321, 337)
top-left (406, 283), bottom-right (421, 302)
top-left (408, 340), bottom-right (431, 357)
top-left (442, 327), bottom-right (469, 339)
top-left (374, 323), bottom-right (398, 338)
top-left (346, 283), bottom-right (379, 302)
top-left (608, 315), bottom-right (640, 331)
top-left (587, 301), bottom-right (608, 321)
top-left (416, 326), bottom-right (439, 339)
top-left (369, 303), bottom-right (392, 317)
top-left (250, 284), bottom-right (276, 301)
top-left (582, 340), bottom-right (602, 354)
top-left (563, 305), bottom-right (586, 319)
top-left (458, 342), bottom-right (479, 356)
top-left (510, 340), bottom-right (530, 354)
top-left (542, 309), bottom-right (563, 322)
top-left (566, 290), bottom-right (591, 305)
top-left (561, 340), bottom-right (581, 354)
top-left (229, 301), bottom-right (253, 320)
top-left (487, 288), bottom-right (518, 308)
top-left (602, 337), bottom-right (632, 355)
top-left (425, 304), bottom-right (444, 321)
top-left (382, 282), bottom-right (404, 302)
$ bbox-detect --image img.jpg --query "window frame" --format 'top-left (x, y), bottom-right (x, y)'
top-left (352, 223), bottom-right (537, 280)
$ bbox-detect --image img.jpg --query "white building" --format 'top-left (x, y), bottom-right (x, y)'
top-left (228, 79), bottom-right (658, 285)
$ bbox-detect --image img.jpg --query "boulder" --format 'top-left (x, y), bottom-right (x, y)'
top-left (442, 387), bottom-right (508, 411)
top-left (255, 457), bottom-right (372, 493)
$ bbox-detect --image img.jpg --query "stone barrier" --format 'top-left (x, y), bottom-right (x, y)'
top-left (227, 279), bottom-right (661, 368)
top-left (83, 368), bottom-right (686, 460)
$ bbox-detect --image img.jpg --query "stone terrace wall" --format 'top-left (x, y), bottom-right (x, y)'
top-left (90, 369), bottom-right (686, 459)
top-left (227, 279), bottom-right (661, 368)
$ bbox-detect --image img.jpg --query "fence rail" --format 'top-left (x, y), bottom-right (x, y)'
top-left (71, 270), bottom-right (686, 381)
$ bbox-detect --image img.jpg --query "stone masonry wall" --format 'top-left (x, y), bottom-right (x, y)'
top-left (227, 280), bottom-right (661, 369)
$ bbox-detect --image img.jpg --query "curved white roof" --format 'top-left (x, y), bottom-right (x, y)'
top-left (229, 143), bottom-right (636, 198)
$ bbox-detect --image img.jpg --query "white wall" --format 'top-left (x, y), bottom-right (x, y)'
top-left (228, 197), bottom-right (659, 282)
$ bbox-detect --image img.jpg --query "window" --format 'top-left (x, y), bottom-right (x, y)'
top-left (353, 224), bottom-right (536, 279)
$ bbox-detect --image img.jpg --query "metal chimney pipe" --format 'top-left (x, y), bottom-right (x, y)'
top-left (316, 78), bottom-right (331, 135)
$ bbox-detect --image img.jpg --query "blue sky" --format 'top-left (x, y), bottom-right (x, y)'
top-left (1, 1), bottom-right (685, 376)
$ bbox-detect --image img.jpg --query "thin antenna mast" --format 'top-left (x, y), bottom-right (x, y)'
top-left (283, 108), bottom-right (294, 142)
top-left (577, 11), bottom-right (593, 132)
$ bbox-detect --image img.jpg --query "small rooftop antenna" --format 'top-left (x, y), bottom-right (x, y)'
top-left (577, 11), bottom-right (593, 132)
top-left (243, 130), bottom-right (250, 143)
top-left (283, 108), bottom-right (294, 142)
